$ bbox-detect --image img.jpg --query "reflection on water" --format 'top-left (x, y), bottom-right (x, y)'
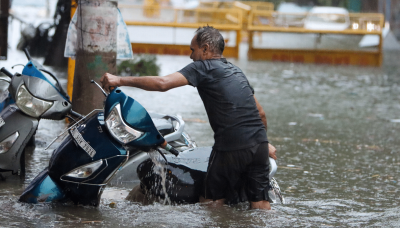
top-left (1, 51), bottom-right (400, 227)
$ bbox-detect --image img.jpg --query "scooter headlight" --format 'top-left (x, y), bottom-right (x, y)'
top-left (16, 85), bottom-right (53, 118)
top-left (0, 132), bottom-right (19, 154)
top-left (105, 104), bottom-right (143, 144)
top-left (65, 160), bottom-right (103, 179)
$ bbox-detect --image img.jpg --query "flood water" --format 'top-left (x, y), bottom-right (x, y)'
top-left (1, 49), bottom-right (400, 227)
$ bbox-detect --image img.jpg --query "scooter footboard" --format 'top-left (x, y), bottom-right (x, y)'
top-left (19, 168), bottom-right (65, 203)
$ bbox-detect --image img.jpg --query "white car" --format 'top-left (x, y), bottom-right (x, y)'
top-left (304, 6), bottom-right (350, 31)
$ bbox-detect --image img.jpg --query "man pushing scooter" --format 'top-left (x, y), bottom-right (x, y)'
top-left (100, 26), bottom-right (277, 210)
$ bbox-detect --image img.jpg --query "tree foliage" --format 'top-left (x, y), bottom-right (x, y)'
top-left (117, 55), bottom-right (160, 77)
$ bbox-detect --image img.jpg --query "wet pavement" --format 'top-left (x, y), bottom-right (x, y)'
top-left (1, 49), bottom-right (400, 227)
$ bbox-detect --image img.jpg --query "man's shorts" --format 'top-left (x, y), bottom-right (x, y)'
top-left (204, 142), bottom-right (270, 203)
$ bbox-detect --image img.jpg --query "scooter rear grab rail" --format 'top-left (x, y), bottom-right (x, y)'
top-left (162, 115), bottom-right (185, 143)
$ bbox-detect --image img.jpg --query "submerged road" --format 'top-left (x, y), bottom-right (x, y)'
top-left (1, 49), bottom-right (400, 227)
top-left (3, 2), bottom-right (400, 226)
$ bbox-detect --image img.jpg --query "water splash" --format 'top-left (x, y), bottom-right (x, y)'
top-left (148, 151), bottom-right (171, 205)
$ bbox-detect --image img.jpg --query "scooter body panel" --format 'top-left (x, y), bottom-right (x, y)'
top-left (21, 61), bottom-right (68, 101)
top-left (137, 147), bottom-right (281, 204)
top-left (137, 147), bottom-right (211, 203)
top-left (9, 72), bottom-right (72, 120)
top-left (48, 111), bottom-right (127, 183)
top-left (0, 105), bottom-right (38, 174)
top-left (19, 168), bottom-right (65, 203)
top-left (57, 182), bottom-right (104, 206)
top-left (42, 111), bottom-right (128, 205)
top-left (20, 112), bottom-right (123, 206)
top-left (104, 88), bottom-right (164, 150)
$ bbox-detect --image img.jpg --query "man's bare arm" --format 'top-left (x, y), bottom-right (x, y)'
top-left (254, 95), bottom-right (277, 160)
top-left (100, 72), bottom-right (189, 92)
top-left (254, 95), bottom-right (267, 130)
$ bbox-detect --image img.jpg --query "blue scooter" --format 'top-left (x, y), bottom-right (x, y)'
top-left (0, 49), bottom-right (77, 178)
top-left (19, 81), bottom-right (189, 206)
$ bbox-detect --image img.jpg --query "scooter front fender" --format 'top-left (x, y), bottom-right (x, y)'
top-left (19, 168), bottom-right (65, 203)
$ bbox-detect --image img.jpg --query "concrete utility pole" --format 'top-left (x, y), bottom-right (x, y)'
top-left (72, 0), bottom-right (118, 115)
top-left (0, 0), bottom-right (9, 60)
top-left (385, 0), bottom-right (391, 25)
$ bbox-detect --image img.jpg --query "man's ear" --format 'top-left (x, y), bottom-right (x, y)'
top-left (202, 44), bottom-right (210, 54)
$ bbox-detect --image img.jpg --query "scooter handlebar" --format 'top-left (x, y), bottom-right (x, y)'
top-left (1, 67), bottom-right (13, 78)
top-left (162, 142), bottom-right (180, 157)
top-left (169, 147), bottom-right (180, 157)
top-left (70, 110), bottom-right (84, 119)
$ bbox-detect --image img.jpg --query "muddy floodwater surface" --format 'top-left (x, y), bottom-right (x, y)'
top-left (1, 51), bottom-right (400, 227)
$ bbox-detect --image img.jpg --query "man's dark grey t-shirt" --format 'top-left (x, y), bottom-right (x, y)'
top-left (179, 58), bottom-right (267, 151)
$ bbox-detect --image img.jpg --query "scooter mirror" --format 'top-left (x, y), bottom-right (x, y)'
top-left (23, 48), bottom-right (32, 61)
